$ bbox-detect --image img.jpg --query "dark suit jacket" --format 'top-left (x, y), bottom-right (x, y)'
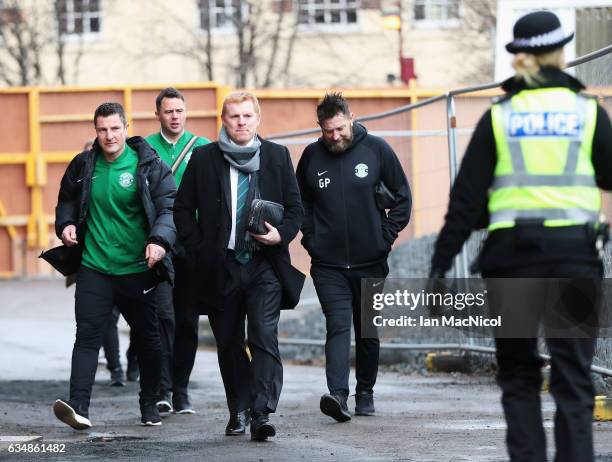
top-left (174, 138), bottom-right (305, 314)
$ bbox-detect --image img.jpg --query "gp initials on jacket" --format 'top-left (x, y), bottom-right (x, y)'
top-left (318, 171), bottom-right (330, 189)
top-left (508, 111), bottom-right (582, 138)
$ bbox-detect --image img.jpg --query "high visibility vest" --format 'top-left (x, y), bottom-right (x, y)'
top-left (488, 87), bottom-right (600, 231)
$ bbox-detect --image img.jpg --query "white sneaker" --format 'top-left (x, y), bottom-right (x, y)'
top-left (53, 399), bottom-right (92, 430)
top-left (156, 399), bottom-right (173, 414)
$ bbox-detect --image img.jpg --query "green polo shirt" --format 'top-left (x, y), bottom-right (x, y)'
top-left (81, 145), bottom-right (150, 275)
top-left (145, 130), bottom-right (209, 185)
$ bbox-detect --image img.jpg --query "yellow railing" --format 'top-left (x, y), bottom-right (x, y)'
top-left (1, 82), bottom-right (611, 278)
top-left (0, 199), bottom-right (19, 279)
top-left (0, 82), bottom-right (228, 278)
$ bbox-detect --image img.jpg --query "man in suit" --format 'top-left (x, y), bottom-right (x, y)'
top-left (174, 91), bottom-right (304, 441)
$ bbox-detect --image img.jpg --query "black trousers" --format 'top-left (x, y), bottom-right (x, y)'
top-left (154, 281), bottom-right (175, 397)
top-left (486, 263), bottom-right (601, 462)
top-left (126, 281), bottom-right (175, 398)
top-left (172, 255), bottom-right (200, 399)
top-left (208, 252), bottom-right (283, 415)
top-left (69, 266), bottom-right (161, 418)
top-left (102, 307), bottom-right (121, 372)
top-left (311, 262), bottom-right (388, 397)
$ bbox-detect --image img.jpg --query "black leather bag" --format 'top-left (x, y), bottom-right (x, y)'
top-left (247, 199), bottom-right (284, 234)
top-left (375, 180), bottom-right (396, 210)
top-left (39, 244), bottom-right (83, 276)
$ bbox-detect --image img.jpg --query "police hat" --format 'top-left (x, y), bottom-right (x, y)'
top-left (506, 11), bottom-right (574, 54)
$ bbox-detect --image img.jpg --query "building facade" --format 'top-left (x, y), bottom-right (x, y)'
top-left (495, 0), bottom-right (612, 81)
top-left (0, 0), bottom-right (495, 89)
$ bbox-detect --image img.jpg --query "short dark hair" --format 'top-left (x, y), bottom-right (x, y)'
top-left (316, 92), bottom-right (350, 124)
top-left (93, 102), bottom-right (126, 127)
top-left (156, 87), bottom-right (185, 111)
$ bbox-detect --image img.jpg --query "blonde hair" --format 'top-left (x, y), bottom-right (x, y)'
top-left (512, 48), bottom-right (566, 87)
top-left (221, 91), bottom-right (261, 116)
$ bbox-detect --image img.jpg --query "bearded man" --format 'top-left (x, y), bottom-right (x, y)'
top-left (296, 92), bottom-right (411, 422)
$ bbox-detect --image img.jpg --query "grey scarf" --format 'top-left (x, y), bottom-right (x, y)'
top-left (218, 126), bottom-right (262, 253)
top-left (218, 126), bottom-right (261, 173)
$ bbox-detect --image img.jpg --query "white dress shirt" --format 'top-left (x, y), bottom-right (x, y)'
top-left (227, 136), bottom-right (257, 250)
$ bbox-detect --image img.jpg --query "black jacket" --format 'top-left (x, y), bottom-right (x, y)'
top-left (296, 122), bottom-right (411, 268)
top-left (173, 138), bottom-right (305, 314)
top-left (55, 136), bottom-right (177, 282)
top-left (431, 67), bottom-right (612, 274)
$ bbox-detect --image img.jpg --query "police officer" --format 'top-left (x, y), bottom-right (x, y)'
top-left (430, 11), bottom-right (612, 462)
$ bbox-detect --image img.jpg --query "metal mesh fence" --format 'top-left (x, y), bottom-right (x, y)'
top-left (270, 44), bottom-right (612, 372)
top-left (574, 47), bottom-right (612, 372)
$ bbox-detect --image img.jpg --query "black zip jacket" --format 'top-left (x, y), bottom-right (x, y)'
top-left (55, 136), bottom-right (177, 282)
top-left (296, 122), bottom-right (411, 268)
top-left (431, 67), bottom-right (612, 274)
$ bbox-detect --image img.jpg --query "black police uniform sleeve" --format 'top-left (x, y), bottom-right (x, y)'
top-left (592, 105), bottom-right (612, 191)
top-left (295, 146), bottom-right (315, 253)
top-left (430, 110), bottom-right (496, 273)
top-left (173, 146), bottom-right (203, 252)
top-left (378, 138), bottom-right (412, 245)
top-left (147, 157), bottom-right (177, 251)
top-left (275, 146), bottom-right (304, 245)
top-left (55, 152), bottom-right (84, 238)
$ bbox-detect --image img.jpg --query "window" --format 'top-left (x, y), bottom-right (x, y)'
top-left (413, 0), bottom-right (459, 26)
top-left (297, 0), bottom-right (359, 27)
top-left (57, 0), bottom-right (101, 35)
top-left (198, 0), bottom-right (249, 30)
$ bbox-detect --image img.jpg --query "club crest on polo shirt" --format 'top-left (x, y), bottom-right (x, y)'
top-left (119, 172), bottom-right (135, 188)
top-left (508, 111), bottom-right (582, 138)
top-left (355, 163), bottom-right (369, 178)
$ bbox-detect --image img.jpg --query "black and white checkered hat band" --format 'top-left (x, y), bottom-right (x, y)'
top-left (512, 26), bottom-right (567, 48)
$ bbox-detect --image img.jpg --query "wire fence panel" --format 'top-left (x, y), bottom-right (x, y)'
top-left (573, 48), bottom-right (612, 371)
top-left (270, 45), bottom-right (612, 371)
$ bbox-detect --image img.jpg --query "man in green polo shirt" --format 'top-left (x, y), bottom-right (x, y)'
top-left (52, 102), bottom-right (177, 429)
top-left (145, 88), bottom-right (209, 415)
top-left (146, 88), bottom-right (209, 184)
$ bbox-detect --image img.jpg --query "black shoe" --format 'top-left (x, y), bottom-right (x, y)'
top-left (156, 393), bottom-right (173, 414)
top-left (355, 391), bottom-right (375, 416)
top-left (250, 413), bottom-right (276, 441)
top-left (109, 367), bottom-right (125, 387)
top-left (320, 393), bottom-right (351, 422)
top-left (126, 355), bottom-right (139, 382)
top-left (53, 399), bottom-right (92, 430)
top-left (173, 394), bottom-right (195, 415)
top-left (140, 401), bottom-right (162, 426)
top-left (225, 409), bottom-right (250, 436)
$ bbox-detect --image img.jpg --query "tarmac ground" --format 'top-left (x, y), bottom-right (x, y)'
top-left (2, 279), bottom-right (612, 461)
